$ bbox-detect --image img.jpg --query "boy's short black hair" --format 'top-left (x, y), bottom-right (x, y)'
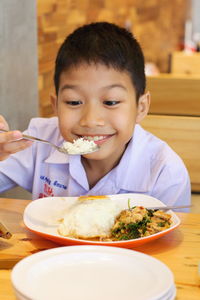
top-left (54, 22), bottom-right (146, 101)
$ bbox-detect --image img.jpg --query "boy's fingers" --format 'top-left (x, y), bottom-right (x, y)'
top-left (0, 116), bottom-right (33, 161)
top-left (0, 153), bottom-right (10, 161)
top-left (0, 115), bottom-right (10, 130)
top-left (1, 140), bottom-right (33, 155)
top-left (0, 130), bottom-right (22, 143)
top-left (0, 140), bottom-right (33, 161)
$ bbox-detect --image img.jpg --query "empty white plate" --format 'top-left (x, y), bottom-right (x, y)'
top-left (11, 246), bottom-right (175, 300)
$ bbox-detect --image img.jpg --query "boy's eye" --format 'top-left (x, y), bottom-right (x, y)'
top-left (103, 100), bottom-right (120, 106)
top-left (66, 100), bottom-right (82, 106)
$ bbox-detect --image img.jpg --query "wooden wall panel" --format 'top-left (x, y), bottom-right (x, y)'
top-left (147, 75), bottom-right (200, 116)
top-left (171, 52), bottom-right (200, 75)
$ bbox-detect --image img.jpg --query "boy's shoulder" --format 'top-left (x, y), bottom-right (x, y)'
top-left (28, 116), bottom-right (58, 128)
top-left (124, 125), bottom-right (190, 190)
top-left (135, 125), bottom-right (170, 151)
top-left (134, 125), bottom-right (184, 166)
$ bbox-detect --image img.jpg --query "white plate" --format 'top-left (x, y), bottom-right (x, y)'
top-left (11, 246), bottom-right (175, 300)
top-left (23, 194), bottom-right (180, 248)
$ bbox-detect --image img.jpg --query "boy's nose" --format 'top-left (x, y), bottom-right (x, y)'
top-left (79, 103), bottom-right (105, 128)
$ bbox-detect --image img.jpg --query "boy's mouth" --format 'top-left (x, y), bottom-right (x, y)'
top-left (77, 134), bottom-right (114, 144)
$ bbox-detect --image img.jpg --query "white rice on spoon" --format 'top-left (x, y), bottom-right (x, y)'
top-left (62, 138), bottom-right (97, 154)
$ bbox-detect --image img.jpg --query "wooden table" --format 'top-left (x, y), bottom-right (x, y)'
top-left (0, 198), bottom-right (200, 300)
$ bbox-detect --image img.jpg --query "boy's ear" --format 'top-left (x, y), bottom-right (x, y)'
top-left (136, 92), bottom-right (150, 123)
top-left (50, 93), bottom-right (58, 115)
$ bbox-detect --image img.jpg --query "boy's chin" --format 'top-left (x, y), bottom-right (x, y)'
top-left (81, 148), bottom-right (121, 162)
top-left (81, 152), bottom-right (102, 160)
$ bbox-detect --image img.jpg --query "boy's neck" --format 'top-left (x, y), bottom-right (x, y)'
top-left (81, 156), bottom-right (121, 189)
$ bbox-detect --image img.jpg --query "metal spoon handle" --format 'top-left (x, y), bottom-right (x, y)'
top-left (0, 128), bottom-right (54, 146)
top-left (147, 205), bottom-right (192, 211)
top-left (0, 129), bottom-right (60, 153)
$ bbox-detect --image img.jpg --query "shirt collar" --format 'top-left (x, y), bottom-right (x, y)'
top-left (44, 149), bottom-right (70, 164)
top-left (44, 138), bottom-right (89, 189)
top-left (44, 137), bottom-right (69, 164)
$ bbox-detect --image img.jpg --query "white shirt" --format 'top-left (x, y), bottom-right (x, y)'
top-left (0, 117), bottom-right (191, 210)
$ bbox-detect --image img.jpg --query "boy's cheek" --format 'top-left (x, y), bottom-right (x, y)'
top-left (59, 127), bottom-right (73, 141)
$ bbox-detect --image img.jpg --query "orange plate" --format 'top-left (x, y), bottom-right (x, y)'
top-left (24, 194), bottom-right (180, 248)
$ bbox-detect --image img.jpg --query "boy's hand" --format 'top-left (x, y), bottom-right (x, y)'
top-left (0, 115), bottom-right (33, 161)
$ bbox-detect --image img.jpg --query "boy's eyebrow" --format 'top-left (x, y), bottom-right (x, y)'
top-left (60, 83), bottom-right (127, 92)
top-left (103, 84), bottom-right (127, 91)
top-left (60, 84), bottom-right (78, 92)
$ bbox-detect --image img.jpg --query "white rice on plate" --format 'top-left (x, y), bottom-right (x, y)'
top-left (58, 197), bottom-right (121, 239)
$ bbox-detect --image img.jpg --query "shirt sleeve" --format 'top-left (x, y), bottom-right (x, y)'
top-left (0, 173), bottom-right (17, 193)
top-left (0, 143), bottom-right (35, 193)
top-left (0, 125), bottom-right (37, 193)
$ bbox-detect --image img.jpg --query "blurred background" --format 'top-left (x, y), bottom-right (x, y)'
top-left (0, 0), bottom-right (200, 210)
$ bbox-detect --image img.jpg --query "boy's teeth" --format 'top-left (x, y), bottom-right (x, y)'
top-left (83, 136), bottom-right (106, 141)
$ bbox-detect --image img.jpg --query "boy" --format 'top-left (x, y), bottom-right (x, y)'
top-left (0, 22), bottom-right (190, 208)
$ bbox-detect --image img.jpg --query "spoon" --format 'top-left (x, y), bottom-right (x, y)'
top-left (0, 129), bottom-right (99, 155)
top-left (142, 204), bottom-right (192, 211)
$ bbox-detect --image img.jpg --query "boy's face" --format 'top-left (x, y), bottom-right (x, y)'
top-left (51, 63), bottom-right (149, 162)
